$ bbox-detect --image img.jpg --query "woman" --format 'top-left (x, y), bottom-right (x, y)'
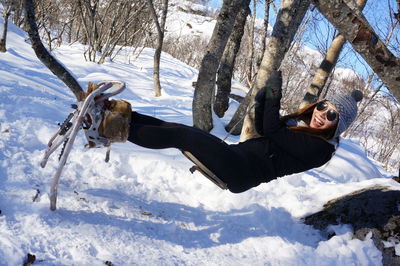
top-left (103, 71), bottom-right (363, 193)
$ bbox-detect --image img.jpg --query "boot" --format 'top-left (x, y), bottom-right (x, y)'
top-left (83, 82), bottom-right (132, 148)
top-left (98, 99), bottom-right (132, 143)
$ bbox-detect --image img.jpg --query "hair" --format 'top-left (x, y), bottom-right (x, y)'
top-left (281, 102), bottom-right (337, 140)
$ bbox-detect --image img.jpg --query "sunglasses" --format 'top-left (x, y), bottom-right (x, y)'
top-left (316, 101), bottom-right (338, 122)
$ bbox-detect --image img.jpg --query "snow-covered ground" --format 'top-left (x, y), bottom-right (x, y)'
top-left (167, 0), bottom-right (220, 39)
top-left (0, 17), bottom-right (399, 266)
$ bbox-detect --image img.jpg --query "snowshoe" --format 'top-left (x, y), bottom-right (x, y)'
top-left (182, 151), bottom-right (228, 190)
top-left (40, 80), bottom-right (130, 210)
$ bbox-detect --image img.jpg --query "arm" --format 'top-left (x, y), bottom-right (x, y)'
top-left (255, 70), bottom-right (334, 161)
top-left (262, 98), bottom-right (334, 162)
top-left (254, 70), bottom-right (282, 135)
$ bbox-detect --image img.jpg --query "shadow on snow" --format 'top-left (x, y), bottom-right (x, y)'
top-left (55, 188), bottom-right (323, 249)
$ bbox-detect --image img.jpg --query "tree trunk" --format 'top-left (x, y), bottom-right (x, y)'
top-left (152, 37), bottom-right (163, 97)
top-left (0, 0), bottom-right (12, 53)
top-left (24, 0), bottom-right (84, 101)
top-left (246, 0), bottom-right (256, 87)
top-left (225, 87), bottom-right (253, 135)
top-left (12, 0), bottom-right (24, 27)
top-left (192, 0), bottom-right (243, 132)
top-left (344, 19), bottom-right (398, 139)
top-left (257, 0), bottom-right (272, 67)
top-left (146, 0), bottom-right (169, 97)
top-left (312, 0), bottom-right (400, 102)
top-left (214, 0), bottom-right (250, 118)
top-left (299, 0), bottom-right (367, 109)
top-left (240, 0), bottom-right (310, 141)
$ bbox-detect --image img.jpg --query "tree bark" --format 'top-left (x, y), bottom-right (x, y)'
top-left (258, 0), bottom-right (272, 66)
top-left (312, 0), bottom-right (400, 102)
top-left (24, 0), bottom-right (84, 101)
top-left (0, 0), bottom-right (12, 53)
top-left (225, 88), bottom-right (252, 135)
top-left (240, 0), bottom-right (310, 141)
top-left (344, 19), bottom-right (398, 139)
top-left (214, 0), bottom-right (250, 118)
top-left (192, 0), bottom-right (243, 132)
top-left (299, 0), bottom-right (367, 109)
top-left (77, 0), bottom-right (99, 62)
top-left (246, 0), bottom-right (256, 87)
top-left (146, 0), bottom-right (169, 97)
top-left (12, 0), bottom-right (24, 27)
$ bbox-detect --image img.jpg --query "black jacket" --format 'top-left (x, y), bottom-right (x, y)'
top-left (232, 98), bottom-right (335, 182)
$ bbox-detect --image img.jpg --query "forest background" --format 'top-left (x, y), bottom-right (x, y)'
top-left (1, 0), bottom-right (399, 170)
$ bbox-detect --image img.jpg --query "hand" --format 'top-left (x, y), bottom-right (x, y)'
top-left (255, 70), bottom-right (283, 114)
top-left (254, 70), bottom-right (282, 136)
top-left (264, 70), bottom-right (282, 100)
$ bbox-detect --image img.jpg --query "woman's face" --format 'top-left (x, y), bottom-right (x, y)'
top-left (310, 101), bottom-right (339, 129)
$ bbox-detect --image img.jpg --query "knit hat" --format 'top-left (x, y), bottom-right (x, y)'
top-left (326, 90), bottom-right (363, 138)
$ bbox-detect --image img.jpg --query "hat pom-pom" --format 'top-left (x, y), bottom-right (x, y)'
top-left (351, 90), bottom-right (363, 102)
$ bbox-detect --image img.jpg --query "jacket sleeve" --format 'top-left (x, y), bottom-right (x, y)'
top-left (254, 70), bottom-right (283, 136)
top-left (254, 88), bottom-right (266, 135)
top-left (262, 98), bottom-right (334, 162)
top-left (262, 98), bottom-right (282, 135)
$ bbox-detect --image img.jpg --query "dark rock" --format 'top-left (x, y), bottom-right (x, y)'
top-left (304, 185), bottom-right (400, 266)
top-left (23, 253), bottom-right (36, 266)
top-left (393, 176), bottom-right (400, 183)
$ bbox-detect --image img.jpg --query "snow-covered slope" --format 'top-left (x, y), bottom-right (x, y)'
top-left (0, 17), bottom-right (398, 265)
top-left (167, 0), bottom-right (217, 38)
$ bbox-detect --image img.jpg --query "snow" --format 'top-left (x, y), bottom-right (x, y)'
top-left (167, 1), bottom-right (217, 38)
top-left (0, 16), bottom-right (399, 266)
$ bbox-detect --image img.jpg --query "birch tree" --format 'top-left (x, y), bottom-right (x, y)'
top-left (240, 0), bottom-right (310, 141)
top-left (345, 19), bottom-right (399, 139)
top-left (258, 0), bottom-right (272, 66)
top-left (192, 0), bottom-right (244, 132)
top-left (312, 0), bottom-right (400, 102)
top-left (0, 0), bottom-right (13, 52)
top-left (225, 88), bottom-right (253, 135)
top-left (245, 0), bottom-right (256, 87)
top-left (224, 0), bottom-right (272, 135)
top-left (299, 0), bottom-right (367, 109)
top-left (214, 0), bottom-right (250, 118)
top-left (146, 0), bottom-right (169, 97)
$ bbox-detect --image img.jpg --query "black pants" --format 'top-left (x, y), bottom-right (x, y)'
top-left (128, 112), bottom-right (271, 193)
